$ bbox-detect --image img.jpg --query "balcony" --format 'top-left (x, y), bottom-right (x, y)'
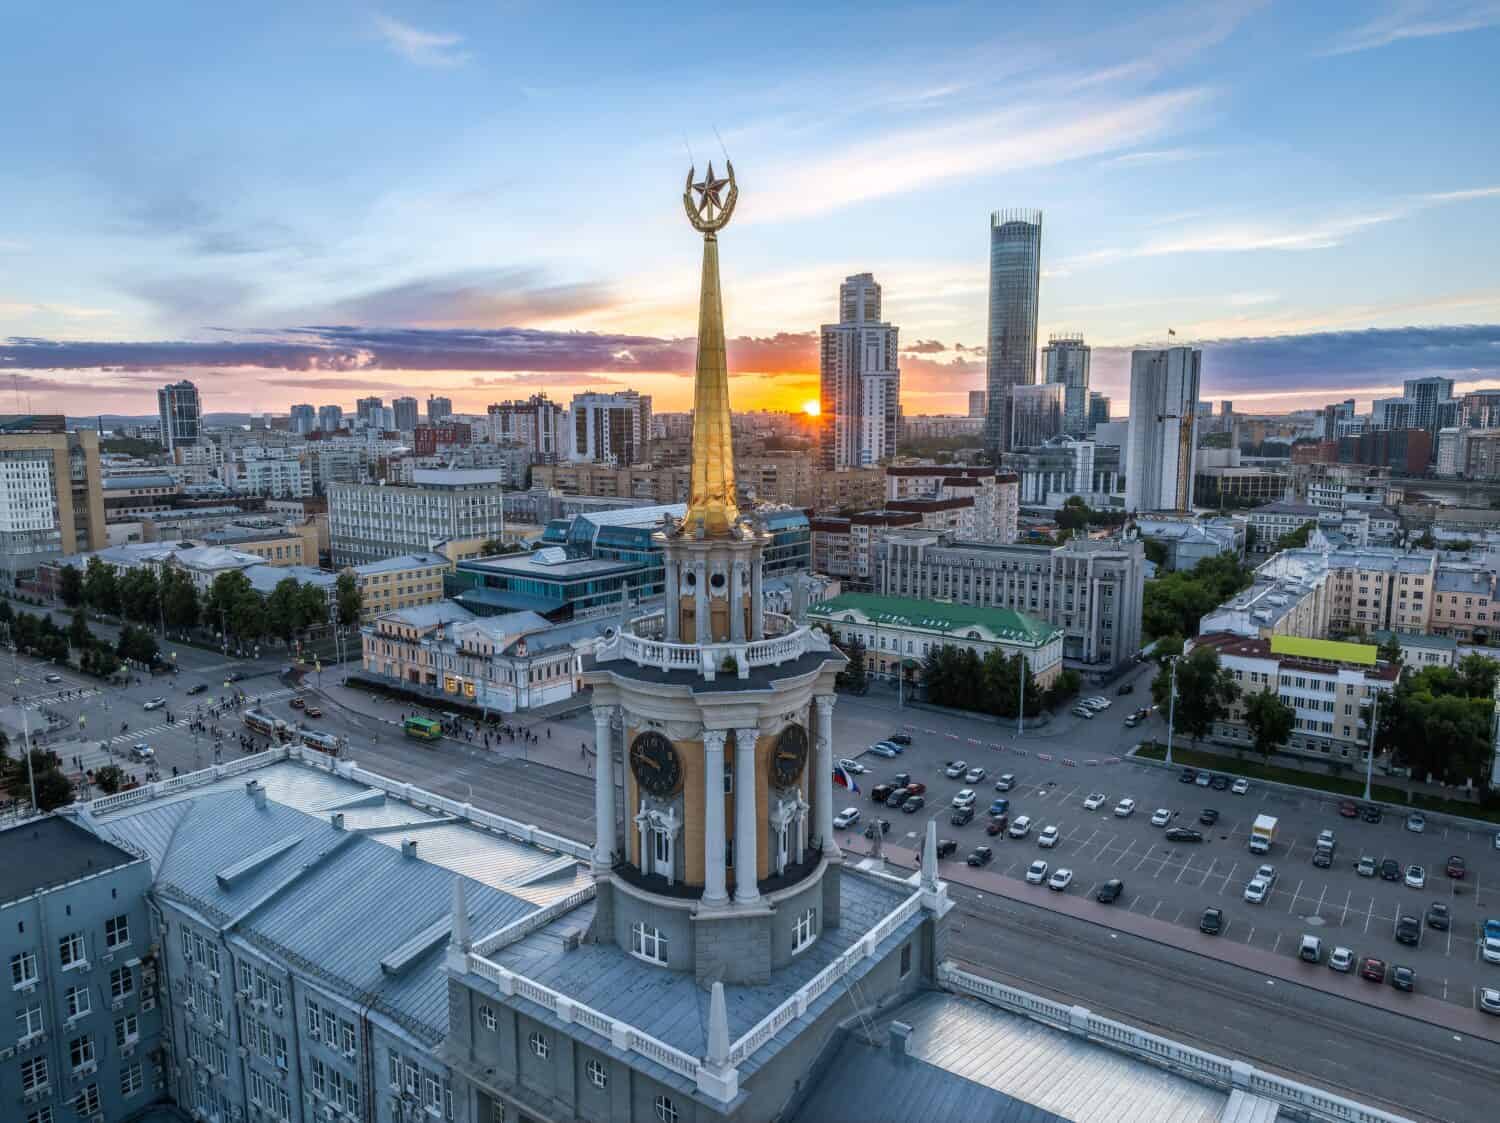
top-left (602, 611), bottom-right (833, 680)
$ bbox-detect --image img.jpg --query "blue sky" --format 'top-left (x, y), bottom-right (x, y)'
top-left (2, 0), bottom-right (1498, 416)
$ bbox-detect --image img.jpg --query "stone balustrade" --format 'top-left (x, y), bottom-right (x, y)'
top-left (609, 610), bottom-right (830, 680)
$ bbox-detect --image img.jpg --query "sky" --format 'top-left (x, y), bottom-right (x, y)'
top-left (2, 0), bottom-right (1499, 419)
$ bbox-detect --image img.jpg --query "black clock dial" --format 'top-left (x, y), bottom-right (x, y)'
top-left (770, 723), bottom-right (808, 788)
top-left (629, 732), bottom-right (683, 797)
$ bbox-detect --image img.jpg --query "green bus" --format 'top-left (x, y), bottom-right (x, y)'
top-left (403, 716), bottom-right (443, 742)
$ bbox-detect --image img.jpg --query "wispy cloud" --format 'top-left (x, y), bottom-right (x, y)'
top-left (1324, 1), bottom-right (1500, 55)
top-left (372, 14), bottom-right (470, 68)
top-left (1100, 147), bottom-right (1203, 167)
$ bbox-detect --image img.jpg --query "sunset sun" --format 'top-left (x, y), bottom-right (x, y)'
top-left (802, 399), bottom-right (820, 416)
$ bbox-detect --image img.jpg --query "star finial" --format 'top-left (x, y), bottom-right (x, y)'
top-left (693, 161), bottom-right (729, 217)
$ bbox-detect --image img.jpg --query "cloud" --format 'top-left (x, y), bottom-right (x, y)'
top-left (1100, 147), bottom-right (1202, 167)
top-left (127, 275), bottom-right (259, 326)
top-left (324, 269), bottom-right (614, 329)
top-left (900, 339), bottom-right (947, 354)
top-left (899, 354), bottom-right (985, 392)
top-left (953, 343), bottom-right (987, 355)
top-left (1323, 1), bottom-right (1500, 55)
top-left (470, 373), bottom-right (620, 388)
top-left (373, 14), bottom-right (469, 67)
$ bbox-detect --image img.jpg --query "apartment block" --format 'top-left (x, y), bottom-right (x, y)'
top-left (884, 466), bottom-right (1019, 543)
top-left (347, 552), bottom-right (450, 619)
top-left (328, 471), bottom-right (509, 566)
top-left (0, 421), bottom-right (106, 581)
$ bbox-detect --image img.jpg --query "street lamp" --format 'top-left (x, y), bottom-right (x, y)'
top-left (1363, 691), bottom-right (1379, 802)
top-left (1164, 655), bottom-right (1180, 768)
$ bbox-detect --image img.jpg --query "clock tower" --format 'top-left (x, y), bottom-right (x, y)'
top-left (582, 162), bottom-right (847, 985)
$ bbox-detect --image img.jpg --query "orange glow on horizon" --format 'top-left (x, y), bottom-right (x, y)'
top-left (802, 399), bottom-right (820, 416)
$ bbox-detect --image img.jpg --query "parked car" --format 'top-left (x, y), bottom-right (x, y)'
top-left (304, 706), bottom-right (322, 718)
top-left (901, 795), bottom-right (925, 813)
top-left (1210, 774), bottom-right (1230, 791)
top-left (1178, 769), bottom-right (1196, 785)
top-left (1008, 815), bottom-right (1033, 839)
top-left (1391, 965), bottom-right (1415, 992)
top-left (1047, 868), bottom-right (1073, 891)
top-left (904, 781), bottom-right (927, 797)
top-left (1150, 808), bottom-right (1173, 827)
top-left (935, 839), bottom-right (958, 859)
top-left (1165, 827), bottom-right (1204, 843)
top-left (870, 783), bottom-right (896, 805)
top-left (1198, 808), bottom-right (1219, 826)
top-left (944, 760), bottom-right (968, 779)
top-left (1114, 798), bottom-right (1136, 818)
top-left (1379, 858), bottom-right (1402, 881)
top-left (1317, 829), bottom-right (1335, 848)
top-left (1199, 907), bottom-right (1224, 935)
top-left (1298, 935), bottom-right (1322, 964)
top-left (863, 818), bottom-right (891, 839)
top-left (951, 788), bottom-right (977, 809)
top-left (1356, 855), bottom-right (1377, 877)
top-left (1243, 877), bottom-right (1271, 904)
top-left (1231, 778), bottom-right (1250, 795)
top-left (1329, 946), bottom-right (1355, 972)
top-left (985, 815), bottom-right (1009, 836)
top-left (885, 787), bottom-right (911, 808)
top-left (967, 846), bottom-right (994, 867)
top-left (1338, 800), bottom-right (1359, 818)
top-left (1426, 902), bottom-right (1451, 931)
top-left (1195, 771), bottom-right (1212, 788)
top-left (1124, 713), bottom-right (1143, 728)
top-left (1360, 804), bottom-right (1382, 823)
top-left (1479, 987), bottom-right (1500, 1016)
top-left (1025, 859), bottom-right (1049, 884)
top-left (1255, 863), bottom-right (1277, 886)
top-left (837, 758), bottom-right (869, 775)
top-left (1083, 792), bottom-right (1107, 810)
top-left (833, 807), bottom-right (861, 830)
top-left (1070, 706), bottom-right (1095, 719)
top-left (868, 743), bottom-right (900, 758)
top-left (1117, 682), bottom-right (1134, 695)
top-left (950, 806), bottom-right (975, 827)
top-left (1405, 812), bottom-right (1426, 834)
top-left (889, 733), bottom-right (913, 746)
top-left (1395, 915), bottom-right (1420, 946)
top-left (1404, 865), bottom-right (1426, 889)
top-left (1038, 825), bottom-right (1060, 848)
top-left (988, 798), bottom-right (1010, 817)
top-left (1359, 957), bottom-right (1387, 983)
top-left (994, 773), bottom-right (1017, 791)
top-left (1312, 849), bottom-right (1333, 869)
top-left (964, 766), bottom-right (986, 783)
top-left (1446, 855), bottom-right (1466, 879)
top-left (1096, 879), bottom-right (1124, 903)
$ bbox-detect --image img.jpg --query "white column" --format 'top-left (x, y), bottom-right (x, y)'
top-left (592, 707), bottom-right (616, 872)
top-left (814, 696), bottom-right (838, 859)
top-left (734, 727), bottom-right (760, 904)
top-left (695, 563), bottom-right (710, 644)
top-left (701, 730), bottom-right (729, 906)
top-left (730, 563), bottom-right (746, 643)
top-left (750, 558), bottom-right (764, 640)
top-left (664, 560), bottom-right (679, 642)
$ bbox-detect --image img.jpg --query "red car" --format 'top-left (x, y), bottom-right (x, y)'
top-left (1338, 800), bottom-right (1358, 818)
top-left (1446, 855), bottom-right (1466, 879)
top-left (1359, 957), bottom-right (1387, 983)
top-left (904, 781), bottom-right (928, 797)
top-left (986, 814), bottom-right (1009, 836)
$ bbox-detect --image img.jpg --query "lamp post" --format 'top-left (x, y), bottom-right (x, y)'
top-left (1016, 652), bottom-right (1026, 739)
top-left (1164, 656), bottom-right (1179, 767)
top-left (12, 669), bottom-right (36, 815)
top-left (1363, 691), bottom-right (1379, 802)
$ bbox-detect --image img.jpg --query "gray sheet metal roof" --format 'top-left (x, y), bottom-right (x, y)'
top-left (0, 816), bottom-right (139, 904)
top-left (488, 868), bottom-right (918, 1075)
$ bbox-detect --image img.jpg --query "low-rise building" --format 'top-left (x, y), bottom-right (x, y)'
top-left (807, 592), bottom-right (1063, 687)
top-left (885, 466), bottom-right (1019, 542)
top-left (102, 470), bottom-right (181, 519)
top-left (329, 470), bottom-right (510, 566)
top-left (1245, 500), bottom-right (1322, 549)
top-left (348, 552), bottom-right (450, 619)
top-left (1133, 514), bottom-right (1244, 571)
top-left (1371, 629), bottom-right (1458, 669)
top-left (810, 511), bottom-right (922, 589)
top-left (193, 521), bottom-right (320, 567)
top-left (1193, 632), bottom-right (1398, 764)
top-left (1430, 564), bottom-right (1498, 642)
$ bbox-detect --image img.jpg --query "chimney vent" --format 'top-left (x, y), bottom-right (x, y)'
top-left (401, 838), bottom-right (418, 859)
top-left (331, 813), bottom-right (345, 831)
top-left (888, 1021), bottom-right (912, 1058)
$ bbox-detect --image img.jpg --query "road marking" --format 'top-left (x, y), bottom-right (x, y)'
top-left (1128, 895), bottom-right (1143, 913)
top-left (1272, 932), bottom-right (1281, 954)
top-left (1151, 900), bottom-right (1163, 918)
top-left (1364, 897), bottom-right (1374, 933)
top-left (1287, 878), bottom-right (1303, 914)
top-left (1341, 889), bottom-right (1351, 925)
top-left (1095, 833), bottom-right (1114, 861)
top-left (1114, 839), bottom-right (1135, 867)
top-left (1314, 884), bottom-right (1327, 918)
top-left (1246, 925), bottom-right (1256, 945)
top-left (1133, 843), bottom-right (1156, 871)
top-left (1220, 861), bottom-right (1238, 895)
top-left (1173, 908), bottom-right (1183, 924)
top-left (1174, 857), bottom-right (1193, 884)
top-left (1199, 857), bottom-right (1217, 889)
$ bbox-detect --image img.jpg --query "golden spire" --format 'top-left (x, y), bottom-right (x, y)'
top-left (682, 161), bottom-right (740, 537)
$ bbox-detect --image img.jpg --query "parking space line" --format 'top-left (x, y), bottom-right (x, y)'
top-left (1114, 840), bottom-right (1136, 867)
top-left (1074, 828), bottom-right (1097, 854)
top-left (1364, 897), bottom-right (1374, 934)
top-left (1174, 857), bottom-right (1194, 884)
top-left (1287, 878), bottom-right (1303, 914)
top-left (1095, 833), bottom-right (1115, 861)
top-left (1150, 900), bottom-right (1163, 918)
top-left (1246, 925), bottom-right (1256, 945)
top-left (1133, 843), bottom-right (1156, 871)
top-left (1314, 885), bottom-right (1326, 918)
top-left (1272, 933), bottom-right (1281, 954)
top-left (1173, 908), bottom-right (1183, 925)
top-left (1220, 861), bottom-right (1238, 895)
top-left (1340, 889), bottom-right (1351, 925)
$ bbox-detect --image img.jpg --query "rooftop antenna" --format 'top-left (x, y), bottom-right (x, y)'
top-left (712, 125), bottom-right (730, 163)
top-left (11, 373), bottom-right (20, 412)
top-left (681, 133), bottom-right (696, 170)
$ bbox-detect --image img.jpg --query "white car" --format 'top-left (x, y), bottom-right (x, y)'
top-left (1404, 865), bottom-right (1426, 889)
top-left (1255, 863), bottom-right (1277, 886)
top-left (1025, 859), bottom-right (1049, 885)
top-left (1038, 825), bottom-right (1060, 848)
top-left (994, 774), bottom-right (1017, 791)
top-left (833, 807), bottom-right (861, 830)
top-left (1480, 987), bottom-right (1500, 1015)
top-left (143, 697), bottom-right (167, 710)
top-left (1231, 778), bottom-right (1250, 795)
top-left (1008, 815), bottom-right (1033, 839)
top-left (837, 758), bottom-right (868, 775)
top-left (944, 760), bottom-right (968, 778)
top-left (1243, 877), bottom-right (1271, 904)
top-left (1070, 706), bottom-right (1095, 719)
top-left (952, 789), bottom-right (977, 809)
top-left (1194, 771), bottom-right (1212, 787)
top-left (964, 766), bottom-right (986, 783)
top-left (1150, 808), bottom-right (1172, 827)
top-left (1406, 812), bottom-right (1426, 834)
top-left (1329, 946), bottom-right (1355, 973)
top-left (1114, 798), bottom-right (1136, 818)
top-left (1084, 697), bottom-right (1112, 710)
top-left (1047, 868), bottom-right (1073, 891)
top-left (1083, 792), bottom-right (1107, 810)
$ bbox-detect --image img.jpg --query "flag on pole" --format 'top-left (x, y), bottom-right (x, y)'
top-left (833, 763), bottom-right (860, 795)
top-left (1167, 328), bottom-right (1176, 336)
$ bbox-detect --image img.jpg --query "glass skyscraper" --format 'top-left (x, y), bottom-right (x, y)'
top-left (1042, 332), bottom-right (1091, 437)
top-left (984, 209), bottom-right (1042, 456)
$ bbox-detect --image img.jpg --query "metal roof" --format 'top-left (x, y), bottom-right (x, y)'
top-left (0, 816), bottom-right (140, 903)
top-left (808, 593), bottom-right (1061, 647)
top-left (1270, 635), bottom-right (1377, 666)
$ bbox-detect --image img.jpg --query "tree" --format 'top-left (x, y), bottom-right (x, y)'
top-left (1152, 647), bottom-right (1239, 745)
top-left (1244, 524), bottom-right (1259, 551)
top-left (160, 566), bottom-right (200, 629)
top-left (82, 556), bottom-right (120, 616)
top-left (1376, 633), bottom-right (1404, 667)
top-left (118, 567), bottom-right (160, 624)
top-left (1414, 529), bottom-right (1436, 549)
top-left (93, 765), bottom-right (125, 795)
top-left (1273, 520), bottom-right (1317, 551)
top-left (1044, 668), bottom-right (1082, 709)
top-left (116, 623), bottom-right (158, 666)
top-left (1242, 689), bottom-right (1295, 759)
top-left (266, 578), bottom-right (302, 642)
top-left (834, 635), bottom-right (868, 693)
top-left (335, 571), bottom-right (363, 627)
top-left (1141, 553), bottom-right (1254, 639)
top-left (296, 582), bottom-right (330, 634)
top-left (34, 767), bottom-right (75, 811)
top-left (1150, 633), bottom-right (1185, 663)
top-left (3, 748), bottom-right (72, 811)
top-left (480, 539), bottom-right (523, 557)
top-left (1142, 538), bottom-right (1170, 568)
top-left (1376, 658), bottom-right (1499, 790)
top-left (58, 564), bottom-right (84, 607)
top-left (68, 610), bottom-right (90, 650)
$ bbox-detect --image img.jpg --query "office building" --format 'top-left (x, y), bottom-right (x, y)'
top-left (819, 273), bottom-right (902, 469)
top-left (393, 395), bottom-right (420, 431)
top-left (0, 816), bottom-right (165, 1123)
top-left (1370, 377), bottom-right (1457, 444)
top-left (1041, 333), bottom-right (1090, 436)
top-left (983, 209), bottom-right (1042, 457)
top-left (355, 396), bottom-right (384, 428)
top-left (0, 420), bottom-right (107, 581)
top-left (156, 379), bottom-right (201, 453)
top-left (885, 466), bottom-right (1019, 542)
top-left (428, 395), bottom-right (454, 424)
top-left (1005, 437), bottom-right (1120, 507)
top-left (328, 469), bottom-right (509, 565)
top-left (227, 455), bottom-right (310, 499)
top-left (567, 391), bottom-right (652, 467)
top-left (288, 403), bottom-right (316, 435)
top-left (1009, 383), bottom-right (1063, 449)
top-left (487, 393), bottom-right (567, 462)
top-left (1133, 513), bottom-right (1245, 571)
top-left (1087, 392), bottom-right (1111, 429)
top-left (316, 404), bottom-right (343, 433)
top-left (876, 529), bottom-right (1146, 669)
top-left (967, 389), bottom-right (987, 418)
top-left (1124, 346), bottom-right (1201, 512)
top-left (345, 551), bottom-right (449, 617)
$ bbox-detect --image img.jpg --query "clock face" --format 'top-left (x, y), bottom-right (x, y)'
top-left (770, 724), bottom-right (808, 788)
top-left (629, 732), bottom-right (683, 798)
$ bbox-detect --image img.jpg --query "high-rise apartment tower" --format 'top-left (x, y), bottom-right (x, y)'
top-left (1042, 332), bottom-right (1090, 436)
top-left (1125, 346), bottom-right (1202, 513)
top-left (819, 273), bottom-right (901, 469)
top-left (157, 379), bottom-right (201, 453)
top-left (983, 209), bottom-right (1042, 457)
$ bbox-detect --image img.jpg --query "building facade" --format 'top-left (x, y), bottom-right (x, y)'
top-left (967, 390), bottom-right (986, 418)
top-left (486, 395), bottom-right (566, 463)
top-left (983, 209), bottom-right (1042, 457)
top-left (568, 392), bottom-right (653, 467)
top-left (818, 273), bottom-right (901, 470)
top-left (0, 423), bottom-right (106, 581)
top-left (884, 466), bottom-right (1019, 543)
top-left (316, 405), bottom-right (343, 434)
top-left (328, 470), bottom-right (510, 566)
top-left (289, 404), bottom-right (316, 435)
top-left (1008, 383), bottom-right (1063, 450)
top-left (348, 552), bottom-right (450, 618)
top-left (1087, 392), bottom-right (1111, 430)
top-left (1041, 333), bottom-right (1090, 437)
top-left (393, 396), bottom-right (420, 432)
top-left (1124, 347), bottom-right (1201, 513)
top-left (157, 380), bottom-right (201, 454)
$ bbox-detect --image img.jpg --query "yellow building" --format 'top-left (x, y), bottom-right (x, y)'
top-left (0, 422), bottom-right (106, 580)
top-left (347, 552), bottom-right (449, 618)
top-left (194, 522), bottom-right (320, 567)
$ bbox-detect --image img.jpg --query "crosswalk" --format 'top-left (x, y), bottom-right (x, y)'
top-left (19, 686), bottom-right (105, 711)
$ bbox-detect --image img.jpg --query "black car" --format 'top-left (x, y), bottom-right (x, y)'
top-left (186, 683), bottom-right (207, 695)
top-left (1361, 805), bottom-right (1383, 823)
top-left (1395, 915), bottom-right (1420, 946)
top-left (893, 772), bottom-right (912, 789)
top-left (1199, 808), bottom-right (1220, 826)
top-left (1179, 769), bottom-right (1197, 784)
top-left (890, 733), bottom-right (913, 746)
top-left (1117, 683), bottom-right (1134, 696)
top-left (863, 818), bottom-right (891, 839)
top-left (226, 670), bottom-right (244, 682)
top-left (1096, 878), bottom-right (1124, 903)
top-left (886, 787), bottom-right (912, 808)
top-left (870, 783), bottom-right (896, 805)
top-left (936, 839), bottom-right (958, 858)
top-left (1312, 849), bottom-right (1333, 869)
top-left (1391, 965), bottom-right (1415, 992)
top-left (1200, 907), bottom-right (1224, 935)
top-left (1210, 774), bottom-right (1230, 791)
top-left (966, 846), bottom-right (994, 867)
top-left (902, 795), bottom-right (925, 813)
top-left (1426, 902), bottom-right (1451, 931)
top-left (951, 806), bottom-right (975, 827)
top-left (1164, 827), bottom-right (1204, 843)
top-left (1379, 858), bottom-right (1402, 881)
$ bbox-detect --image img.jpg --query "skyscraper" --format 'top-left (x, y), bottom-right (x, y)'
top-left (1088, 392), bottom-right (1111, 429)
top-left (157, 379), bottom-right (201, 452)
top-left (1042, 333), bottom-right (1090, 436)
top-left (968, 390), bottom-right (987, 418)
top-left (317, 404), bottom-right (343, 433)
top-left (1125, 347), bottom-right (1202, 513)
top-left (393, 395), bottom-right (419, 431)
top-left (819, 272), bottom-right (901, 469)
top-left (568, 390), bottom-right (653, 466)
top-left (355, 396), bottom-right (383, 427)
top-left (983, 209), bottom-right (1042, 457)
top-left (289, 403), bottom-right (316, 434)
top-left (427, 395), bottom-right (453, 424)
top-left (1008, 383), bottom-right (1063, 449)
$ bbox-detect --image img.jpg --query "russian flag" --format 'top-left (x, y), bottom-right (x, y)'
top-left (833, 763), bottom-right (859, 795)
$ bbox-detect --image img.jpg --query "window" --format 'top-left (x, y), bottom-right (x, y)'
top-left (25, 1107), bottom-right (54, 1123)
top-left (900, 942), bottom-right (912, 979)
top-left (115, 1013), bottom-right (139, 1047)
top-left (238, 961), bottom-right (254, 992)
top-left (104, 915), bottom-right (130, 949)
top-left (586, 1058), bottom-right (608, 1089)
top-left (306, 997), bottom-right (322, 1037)
top-left (17, 1002), bottom-right (44, 1039)
top-left (793, 908), bottom-right (817, 953)
top-left (21, 1055), bottom-right (48, 1093)
top-left (109, 966), bottom-right (134, 1000)
top-left (121, 1061), bottom-right (144, 1097)
top-left (69, 1033), bottom-right (95, 1070)
top-left (341, 1020), bottom-right (356, 1055)
top-left (528, 1031), bottom-right (549, 1058)
top-left (310, 1057), bottom-right (328, 1097)
top-left (65, 984), bottom-right (91, 1019)
top-left (59, 932), bottom-right (85, 970)
top-left (76, 1084), bottom-right (100, 1115)
top-left (478, 1004), bottom-right (496, 1031)
top-left (654, 1093), bottom-right (679, 1123)
top-left (630, 922), bottom-right (668, 966)
top-left (11, 950), bottom-right (38, 988)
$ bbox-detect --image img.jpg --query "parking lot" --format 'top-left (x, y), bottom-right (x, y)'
top-left (835, 698), bottom-right (1500, 1012)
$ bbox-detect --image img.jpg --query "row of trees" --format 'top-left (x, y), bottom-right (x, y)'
top-left (920, 645), bottom-right (1081, 717)
top-left (1141, 553), bottom-right (1255, 642)
top-left (61, 557), bottom-right (201, 630)
top-left (1147, 645), bottom-right (1296, 759)
top-left (1377, 656), bottom-right (1498, 787)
